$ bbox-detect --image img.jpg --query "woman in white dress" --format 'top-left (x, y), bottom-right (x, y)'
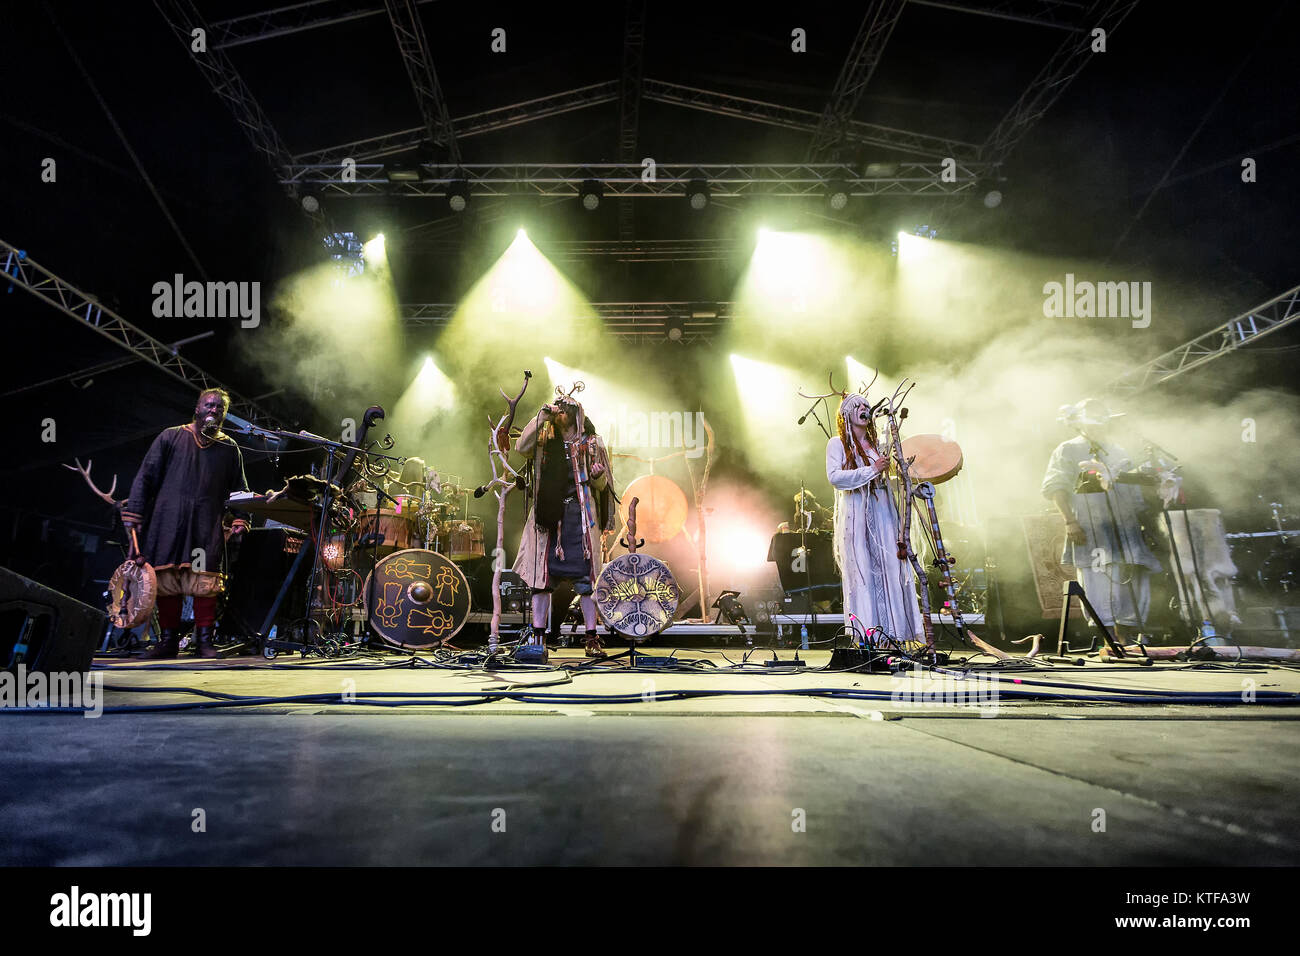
top-left (825, 392), bottom-right (925, 645)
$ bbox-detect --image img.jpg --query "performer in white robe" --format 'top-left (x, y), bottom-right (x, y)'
top-left (826, 393), bottom-right (925, 645)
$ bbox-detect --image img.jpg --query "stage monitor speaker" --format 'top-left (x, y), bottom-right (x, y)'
top-left (0, 566), bottom-right (106, 673)
top-left (220, 528), bottom-right (310, 636)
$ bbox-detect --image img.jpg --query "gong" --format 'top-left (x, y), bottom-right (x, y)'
top-left (107, 559), bottom-right (157, 630)
top-left (619, 475), bottom-right (688, 543)
top-left (363, 548), bottom-right (471, 649)
top-left (595, 552), bottom-right (679, 643)
top-left (900, 434), bottom-right (964, 485)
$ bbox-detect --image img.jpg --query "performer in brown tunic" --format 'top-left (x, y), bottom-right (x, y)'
top-left (122, 388), bottom-right (249, 658)
top-left (512, 392), bottom-right (616, 658)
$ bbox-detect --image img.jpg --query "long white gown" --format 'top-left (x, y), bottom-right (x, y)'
top-left (826, 435), bottom-right (926, 643)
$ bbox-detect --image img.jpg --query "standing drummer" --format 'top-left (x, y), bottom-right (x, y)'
top-left (512, 387), bottom-right (617, 659)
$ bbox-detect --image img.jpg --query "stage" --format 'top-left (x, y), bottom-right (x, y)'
top-left (2, 646), bottom-right (1297, 866)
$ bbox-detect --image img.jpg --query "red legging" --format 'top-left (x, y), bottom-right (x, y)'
top-left (156, 595), bottom-right (218, 628)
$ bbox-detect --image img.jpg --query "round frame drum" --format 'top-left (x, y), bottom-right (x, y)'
top-left (107, 560), bottom-right (157, 629)
top-left (595, 552), bottom-right (679, 642)
top-left (444, 518), bottom-right (485, 561)
top-left (356, 509), bottom-right (416, 554)
top-left (363, 548), bottom-right (471, 648)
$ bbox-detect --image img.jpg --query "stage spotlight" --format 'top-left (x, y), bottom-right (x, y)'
top-left (516, 227), bottom-right (527, 240)
top-left (826, 180), bottom-right (849, 211)
top-left (665, 317), bottom-right (684, 342)
top-left (579, 179), bottom-right (602, 211)
top-left (300, 192), bottom-right (321, 214)
top-left (447, 180), bottom-right (470, 212)
top-left (863, 162), bottom-right (898, 178)
top-left (983, 189), bottom-right (1003, 208)
top-left (686, 179), bottom-right (709, 210)
top-left (385, 164), bottom-right (421, 183)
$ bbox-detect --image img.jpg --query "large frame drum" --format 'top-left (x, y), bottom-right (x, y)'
top-left (363, 548), bottom-right (471, 648)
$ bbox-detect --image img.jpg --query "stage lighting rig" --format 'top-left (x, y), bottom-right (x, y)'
top-left (686, 178), bottom-right (709, 210)
top-left (826, 180), bottom-right (849, 211)
top-left (446, 180), bottom-right (470, 212)
top-left (579, 179), bottom-right (602, 211)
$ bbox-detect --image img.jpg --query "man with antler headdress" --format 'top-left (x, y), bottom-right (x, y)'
top-left (821, 375), bottom-right (926, 644)
top-left (122, 388), bottom-right (249, 658)
top-left (513, 384), bottom-right (617, 658)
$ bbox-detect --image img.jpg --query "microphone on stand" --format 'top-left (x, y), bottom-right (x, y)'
top-left (797, 398), bottom-right (820, 425)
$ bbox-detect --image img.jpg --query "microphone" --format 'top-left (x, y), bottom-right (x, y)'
top-left (473, 484), bottom-right (489, 499)
top-left (797, 398), bottom-right (820, 425)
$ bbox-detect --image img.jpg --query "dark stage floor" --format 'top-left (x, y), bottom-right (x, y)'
top-left (2, 649), bottom-right (1297, 866)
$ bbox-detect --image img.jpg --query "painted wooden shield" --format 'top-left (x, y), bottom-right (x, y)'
top-left (363, 548), bottom-right (471, 648)
top-left (595, 552), bottom-right (678, 643)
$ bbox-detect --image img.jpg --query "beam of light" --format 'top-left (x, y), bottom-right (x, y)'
top-left (703, 483), bottom-right (783, 584)
top-left (728, 354), bottom-right (819, 479)
top-left (393, 355), bottom-right (457, 423)
top-left (440, 230), bottom-right (601, 381)
top-left (894, 231), bottom-right (936, 264)
top-left (541, 357), bottom-right (643, 435)
top-left (731, 228), bottom-right (892, 357)
top-left (363, 232), bottom-right (388, 274)
top-left (846, 356), bottom-right (879, 394)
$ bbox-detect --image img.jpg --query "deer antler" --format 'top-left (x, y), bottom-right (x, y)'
top-left (858, 366), bottom-right (879, 394)
top-left (798, 371), bottom-right (849, 402)
top-left (63, 458), bottom-right (125, 509)
top-left (554, 381), bottom-right (586, 401)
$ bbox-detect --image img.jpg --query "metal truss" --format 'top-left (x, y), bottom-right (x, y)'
top-left (404, 300), bottom-right (732, 344)
top-left (643, 79), bottom-right (978, 161)
top-left (292, 82), bottom-right (620, 164)
top-left (806, 0), bottom-right (908, 162)
top-left (908, 0), bottom-right (1088, 31)
top-left (382, 0), bottom-right (460, 163)
top-left (2, 241), bottom-right (281, 428)
top-left (282, 161), bottom-right (992, 198)
top-left (1107, 285), bottom-right (1300, 396)
top-left (618, 2), bottom-right (648, 241)
top-left (208, 0), bottom-right (436, 49)
top-left (979, 0), bottom-right (1140, 165)
top-left (152, 0), bottom-right (325, 229)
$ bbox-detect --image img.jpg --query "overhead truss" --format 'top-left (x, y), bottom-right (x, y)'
top-left (2, 240), bottom-right (282, 428)
top-left (403, 300), bottom-right (732, 344)
top-left (909, 0), bottom-right (1088, 31)
top-left (208, 0), bottom-right (436, 49)
top-left (1107, 284), bottom-right (1300, 396)
top-left (282, 161), bottom-right (992, 198)
top-left (382, 0), bottom-right (460, 163)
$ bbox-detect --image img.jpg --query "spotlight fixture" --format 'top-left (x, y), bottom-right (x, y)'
top-left (579, 179), bottom-right (602, 211)
top-left (446, 180), bottom-right (470, 212)
top-left (300, 192), bottom-right (321, 214)
top-left (863, 162), bottom-right (898, 177)
top-left (665, 318), bottom-right (684, 342)
top-left (385, 164), bottom-right (421, 183)
top-left (983, 189), bottom-right (1003, 208)
top-left (686, 178), bottom-right (709, 210)
top-left (826, 180), bottom-right (849, 211)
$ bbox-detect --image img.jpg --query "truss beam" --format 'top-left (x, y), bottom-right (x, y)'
top-left (908, 0), bottom-right (1088, 31)
top-left (2, 241), bottom-right (281, 427)
top-left (382, 0), bottom-right (460, 163)
top-left (806, 0), bottom-right (908, 161)
top-left (282, 161), bottom-right (991, 197)
top-left (209, 0), bottom-right (436, 49)
top-left (1107, 285), bottom-right (1300, 396)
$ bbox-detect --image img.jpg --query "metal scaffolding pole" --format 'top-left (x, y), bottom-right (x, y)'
top-left (1106, 285), bottom-right (1300, 396)
top-left (806, 0), bottom-right (908, 161)
top-left (908, 0), bottom-right (1088, 31)
top-left (3, 241), bottom-right (282, 428)
top-left (382, 0), bottom-right (460, 163)
top-left (618, 1), bottom-right (648, 241)
top-left (209, 0), bottom-right (436, 49)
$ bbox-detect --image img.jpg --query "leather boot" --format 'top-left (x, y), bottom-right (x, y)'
top-left (137, 628), bottom-right (179, 660)
top-left (584, 631), bottom-right (607, 658)
top-left (195, 625), bottom-right (222, 659)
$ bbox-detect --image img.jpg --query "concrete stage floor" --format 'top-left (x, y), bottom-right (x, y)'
top-left (2, 647), bottom-right (1298, 865)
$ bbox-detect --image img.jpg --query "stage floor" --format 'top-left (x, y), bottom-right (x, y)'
top-left (2, 647), bottom-right (1297, 865)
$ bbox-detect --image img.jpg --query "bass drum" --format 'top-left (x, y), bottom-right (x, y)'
top-left (363, 549), bottom-right (471, 649)
top-left (443, 518), bottom-right (485, 561)
top-left (595, 552), bottom-right (679, 643)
